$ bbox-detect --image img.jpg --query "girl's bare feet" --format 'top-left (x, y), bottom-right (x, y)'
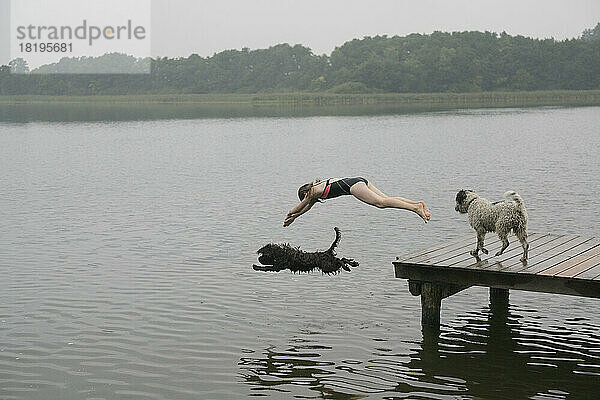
top-left (420, 201), bottom-right (431, 219)
top-left (415, 203), bottom-right (429, 223)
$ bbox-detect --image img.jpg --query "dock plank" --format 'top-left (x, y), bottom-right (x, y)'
top-left (538, 245), bottom-right (600, 277)
top-left (555, 253), bottom-right (600, 278)
top-left (404, 235), bottom-right (493, 265)
top-left (451, 233), bottom-right (558, 269)
top-left (535, 238), bottom-right (600, 276)
top-left (441, 233), bottom-right (541, 268)
top-left (409, 231), bottom-right (543, 267)
top-left (499, 235), bottom-right (588, 274)
top-left (576, 264), bottom-right (600, 280)
top-left (399, 235), bottom-right (475, 263)
top-left (420, 235), bottom-right (505, 266)
top-left (396, 234), bottom-right (472, 262)
top-left (497, 235), bottom-right (579, 273)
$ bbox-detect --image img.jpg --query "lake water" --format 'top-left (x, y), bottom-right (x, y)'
top-left (1, 106), bottom-right (599, 399)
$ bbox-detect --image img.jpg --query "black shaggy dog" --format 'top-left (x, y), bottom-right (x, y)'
top-left (253, 227), bottom-right (359, 274)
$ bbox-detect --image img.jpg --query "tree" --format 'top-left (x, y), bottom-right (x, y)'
top-left (582, 23), bottom-right (600, 41)
top-left (1, 29), bottom-right (600, 94)
top-left (9, 58), bottom-right (29, 74)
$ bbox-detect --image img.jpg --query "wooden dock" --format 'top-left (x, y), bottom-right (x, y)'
top-left (393, 232), bottom-right (600, 329)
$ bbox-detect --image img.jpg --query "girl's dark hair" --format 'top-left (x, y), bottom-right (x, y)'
top-left (297, 183), bottom-right (312, 201)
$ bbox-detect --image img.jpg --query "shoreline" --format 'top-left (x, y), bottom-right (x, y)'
top-left (2, 90), bottom-right (599, 122)
top-left (1, 90), bottom-right (600, 109)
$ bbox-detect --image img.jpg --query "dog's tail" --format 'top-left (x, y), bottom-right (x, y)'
top-left (504, 191), bottom-right (526, 213)
top-left (327, 227), bottom-right (342, 255)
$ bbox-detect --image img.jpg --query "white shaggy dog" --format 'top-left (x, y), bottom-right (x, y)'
top-left (455, 190), bottom-right (529, 262)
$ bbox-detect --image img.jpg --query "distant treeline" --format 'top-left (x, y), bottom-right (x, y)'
top-left (1, 25), bottom-right (600, 95)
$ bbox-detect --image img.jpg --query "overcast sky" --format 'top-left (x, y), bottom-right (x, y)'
top-left (150, 0), bottom-right (600, 57)
top-left (2, 0), bottom-right (600, 67)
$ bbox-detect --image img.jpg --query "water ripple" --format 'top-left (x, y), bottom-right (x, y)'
top-left (1, 108), bottom-right (600, 398)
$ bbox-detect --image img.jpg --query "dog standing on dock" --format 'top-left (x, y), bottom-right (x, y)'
top-left (455, 190), bottom-right (529, 262)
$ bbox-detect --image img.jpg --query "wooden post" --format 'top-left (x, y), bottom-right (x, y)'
top-left (408, 280), bottom-right (422, 296)
top-left (420, 282), bottom-right (444, 330)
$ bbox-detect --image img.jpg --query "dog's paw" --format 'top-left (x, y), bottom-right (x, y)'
top-left (340, 258), bottom-right (359, 272)
top-left (495, 250), bottom-right (503, 256)
top-left (253, 264), bottom-right (283, 272)
top-left (253, 264), bottom-right (269, 271)
top-left (520, 256), bottom-right (528, 263)
top-left (470, 249), bottom-right (478, 256)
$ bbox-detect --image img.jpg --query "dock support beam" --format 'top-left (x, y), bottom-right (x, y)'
top-left (489, 288), bottom-right (509, 312)
top-left (410, 281), bottom-right (469, 330)
top-left (421, 282), bottom-right (443, 329)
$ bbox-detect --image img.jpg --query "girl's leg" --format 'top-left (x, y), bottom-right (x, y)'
top-left (367, 182), bottom-right (389, 198)
top-left (351, 182), bottom-right (429, 222)
top-left (367, 182), bottom-right (431, 219)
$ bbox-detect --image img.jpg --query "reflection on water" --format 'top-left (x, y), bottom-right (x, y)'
top-left (239, 342), bottom-right (345, 398)
top-left (423, 307), bottom-right (600, 399)
top-left (0, 103), bottom-right (484, 123)
top-left (240, 301), bottom-right (600, 399)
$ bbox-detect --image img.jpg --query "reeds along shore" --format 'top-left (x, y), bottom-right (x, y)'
top-left (1, 90), bottom-right (600, 108)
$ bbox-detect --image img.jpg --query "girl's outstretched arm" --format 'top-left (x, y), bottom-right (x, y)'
top-left (284, 199), bottom-right (316, 226)
top-left (287, 196), bottom-right (310, 217)
top-left (284, 189), bottom-right (318, 226)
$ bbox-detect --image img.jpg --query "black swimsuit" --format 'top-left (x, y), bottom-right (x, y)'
top-left (321, 177), bottom-right (368, 200)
